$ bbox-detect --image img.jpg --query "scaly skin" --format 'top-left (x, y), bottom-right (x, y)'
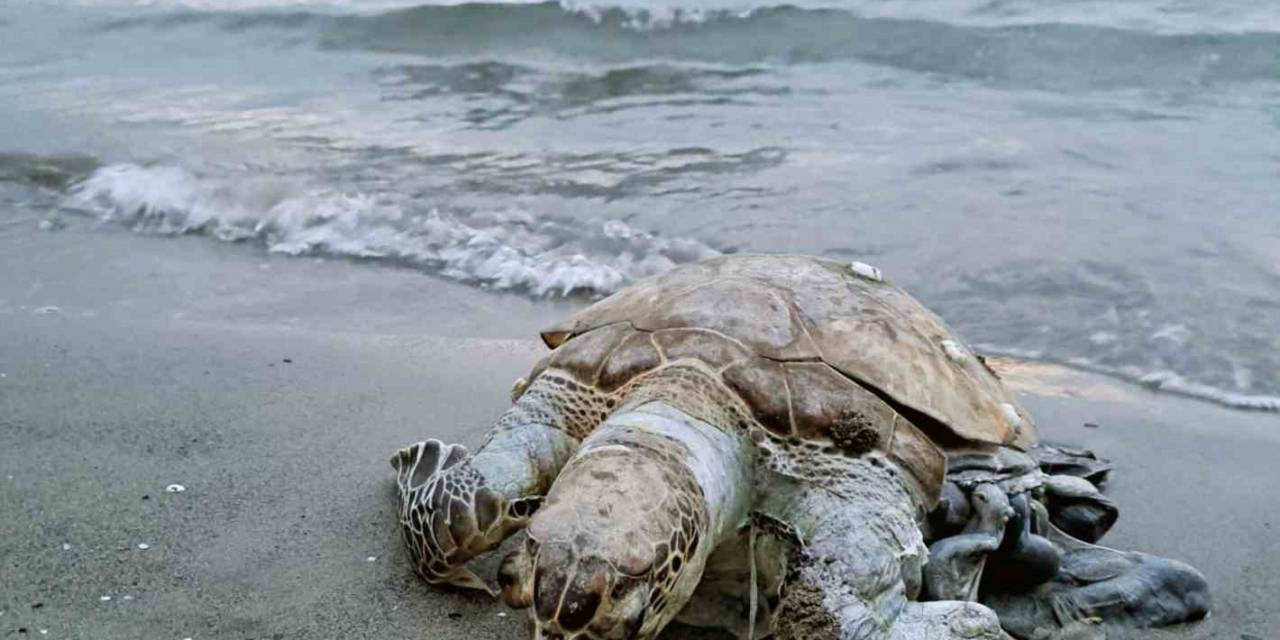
top-left (391, 373), bottom-right (587, 593)
top-left (490, 365), bottom-right (1008, 640)
top-left (498, 400), bottom-right (753, 640)
top-left (395, 363), bottom-right (1012, 640)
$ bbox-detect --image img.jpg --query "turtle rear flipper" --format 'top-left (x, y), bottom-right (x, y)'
top-left (983, 530), bottom-right (1210, 637)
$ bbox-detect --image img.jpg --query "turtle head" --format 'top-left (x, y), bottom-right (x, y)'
top-left (390, 439), bottom-right (541, 594)
top-left (499, 537), bottom-right (653, 640)
top-left (497, 435), bottom-right (707, 640)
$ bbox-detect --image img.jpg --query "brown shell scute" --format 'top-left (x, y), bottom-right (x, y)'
top-left (651, 328), bottom-right (752, 371)
top-left (598, 331), bottom-right (663, 391)
top-left (547, 322), bottom-right (631, 383)
top-left (887, 420), bottom-right (946, 506)
top-left (541, 255), bottom-right (1036, 450)
top-left (722, 357), bottom-right (793, 437)
top-left (781, 362), bottom-right (893, 449)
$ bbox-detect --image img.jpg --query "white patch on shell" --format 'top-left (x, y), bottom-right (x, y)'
top-left (1000, 403), bottom-right (1023, 429)
top-left (848, 261), bottom-right (883, 282)
top-left (940, 340), bottom-right (970, 363)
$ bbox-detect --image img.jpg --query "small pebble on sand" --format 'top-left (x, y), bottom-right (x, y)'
top-left (497, 612), bottom-right (508, 618)
top-left (62, 543), bottom-right (70, 551)
top-left (122, 595), bottom-right (133, 601)
top-left (366, 556), bottom-right (377, 562)
top-left (100, 596), bottom-right (111, 602)
top-left (137, 543), bottom-right (150, 550)
top-left (165, 484), bottom-right (186, 493)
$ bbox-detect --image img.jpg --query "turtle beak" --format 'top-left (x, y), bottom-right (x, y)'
top-left (447, 565), bottom-right (497, 597)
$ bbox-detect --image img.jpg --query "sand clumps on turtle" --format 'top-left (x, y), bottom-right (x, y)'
top-left (390, 255), bottom-right (1209, 640)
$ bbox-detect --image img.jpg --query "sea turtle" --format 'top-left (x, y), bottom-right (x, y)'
top-left (390, 255), bottom-right (1209, 639)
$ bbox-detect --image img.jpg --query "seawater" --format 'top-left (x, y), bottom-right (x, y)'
top-left (1, 0), bottom-right (1278, 410)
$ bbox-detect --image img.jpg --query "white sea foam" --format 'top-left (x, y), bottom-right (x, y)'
top-left (65, 163), bottom-right (719, 297)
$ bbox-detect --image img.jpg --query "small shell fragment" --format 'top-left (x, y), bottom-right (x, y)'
top-left (848, 261), bottom-right (883, 282)
top-left (1001, 403), bottom-right (1023, 428)
top-left (366, 556), bottom-right (377, 562)
top-left (100, 596), bottom-right (112, 602)
top-left (165, 484), bottom-right (186, 493)
top-left (137, 543), bottom-right (150, 550)
top-left (62, 543), bottom-right (71, 551)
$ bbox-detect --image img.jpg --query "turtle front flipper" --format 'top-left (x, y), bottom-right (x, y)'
top-left (390, 371), bottom-right (605, 593)
top-left (391, 439), bottom-right (500, 593)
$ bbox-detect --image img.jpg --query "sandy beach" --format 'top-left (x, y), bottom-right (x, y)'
top-left (2, 218), bottom-right (1277, 639)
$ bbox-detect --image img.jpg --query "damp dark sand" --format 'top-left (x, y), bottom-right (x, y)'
top-left (1, 220), bottom-right (1276, 639)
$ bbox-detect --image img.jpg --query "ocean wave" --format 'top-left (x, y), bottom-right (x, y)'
top-left (64, 0), bottom-right (1280, 35)
top-left (64, 163), bottom-right (720, 296)
top-left (87, 2), bottom-right (1280, 90)
top-left (976, 343), bottom-right (1280, 413)
top-left (51, 162), bottom-right (1280, 412)
top-left (0, 152), bottom-right (100, 190)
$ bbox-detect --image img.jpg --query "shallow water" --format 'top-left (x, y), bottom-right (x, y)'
top-left (1, 0), bottom-right (1278, 410)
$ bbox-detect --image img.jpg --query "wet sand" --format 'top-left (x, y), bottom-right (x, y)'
top-left (1, 219), bottom-right (1276, 639)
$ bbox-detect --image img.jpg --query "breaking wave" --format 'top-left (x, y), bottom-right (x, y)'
top-left (64, 163), bottom-right (719, 297)
top-left (89, 1), bottom-right (1280, 91)
top-left (40, 160), bottom-right (1280, 412)
top-left (975, 343), bottom-right (1280, 413)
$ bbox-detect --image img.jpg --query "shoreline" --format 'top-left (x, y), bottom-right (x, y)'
top-left (1, 219), bottom-right (1276, 639)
